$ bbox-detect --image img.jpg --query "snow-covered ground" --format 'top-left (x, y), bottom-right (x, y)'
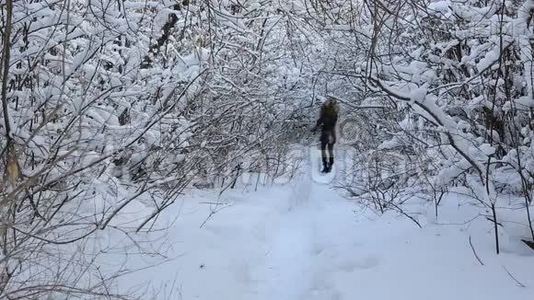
top-left (112, 152), bottom-right (534, 300)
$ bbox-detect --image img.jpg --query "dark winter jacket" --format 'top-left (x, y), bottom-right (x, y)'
top-left (315, 100), bottom-right (339, 144)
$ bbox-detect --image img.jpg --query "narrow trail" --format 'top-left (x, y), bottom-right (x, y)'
top-left (254, 151), bottom-right (376, 300)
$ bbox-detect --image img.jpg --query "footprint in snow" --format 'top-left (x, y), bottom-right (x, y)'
top-left (339, 255), bottom-right (380, 272)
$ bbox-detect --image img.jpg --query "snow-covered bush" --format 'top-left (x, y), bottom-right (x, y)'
top-left (0, 0), bottom-right (310, 297)
top-left (304, 0), bottom-right (534, 252)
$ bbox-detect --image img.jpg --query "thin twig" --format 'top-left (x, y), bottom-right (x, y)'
top-left (502, 266), bottom-right (526, 288)
top-left (468, 235), bottom-right (484, 266)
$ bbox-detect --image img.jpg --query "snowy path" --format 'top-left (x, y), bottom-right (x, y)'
top-left (253, 168), bottom-right (379, 300)
top-left (255, 173), bottom-right (346, 300)
top-left (118, 153), bottom-right (534, 300)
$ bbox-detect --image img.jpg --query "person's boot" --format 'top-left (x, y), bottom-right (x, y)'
top-left (328, 157), bottom-right (334, 171)
top-left (321, 162), bottom-right (329, 173)
top-left (321, 156), bottom-right (329, 173)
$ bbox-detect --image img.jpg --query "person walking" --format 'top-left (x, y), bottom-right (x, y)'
top-left (311, 96), bottom-right (339, 173)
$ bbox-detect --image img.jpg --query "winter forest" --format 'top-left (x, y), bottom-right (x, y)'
top-left (0, 0), bottom-right (534, 299)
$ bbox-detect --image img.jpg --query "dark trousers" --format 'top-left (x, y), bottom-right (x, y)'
top-left (321, 142), bottom-right (334, 170)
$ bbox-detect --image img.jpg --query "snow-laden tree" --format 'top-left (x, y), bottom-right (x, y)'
top-left (303, 0), bottom-right (534, 252)
top-left (0, 0), bottom-right (316, 297)
top-left (2, 0), bottom-right (533, 296)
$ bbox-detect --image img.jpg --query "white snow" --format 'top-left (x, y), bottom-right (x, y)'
top-left (110, 151), bottom-right (534, 300)
top-left (410, 85), bottom-right (428, 104)
top-left (428, 1), bottom-right (452, 14)
top-left (477, 48), bottom-right (500, 71)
